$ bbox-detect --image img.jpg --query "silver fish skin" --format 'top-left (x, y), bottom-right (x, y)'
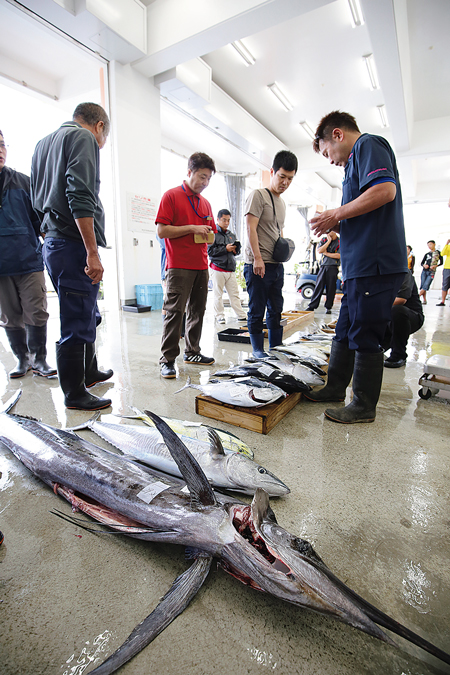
top-left (175, 376), bottom-right (286, 407)
top-left (75, 418), bottom-right (290, 496)
top-left (272, 344), bottom-right (329, 364)
top-left (124, 407), bottom-right (255, 459)
top-left (263, 357), bottom-right (325, 387)
top-left (2, 404), bottom-right (450, 673)
top-left (213, 364), bottom-right (310, 394)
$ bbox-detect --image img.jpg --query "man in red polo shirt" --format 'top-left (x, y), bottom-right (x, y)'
top-left (156, 152), bottom-right (216, 378)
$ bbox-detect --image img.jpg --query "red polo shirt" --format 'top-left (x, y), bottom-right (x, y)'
top-left (156, 181), bottom-right (215, 270)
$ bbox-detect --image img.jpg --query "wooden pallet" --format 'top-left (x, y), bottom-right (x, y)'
top-left (280, 310), bottom-right (314, 335)
top-left (195, 391), bottom-right (301, 434)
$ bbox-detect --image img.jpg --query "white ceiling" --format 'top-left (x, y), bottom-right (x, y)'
top-left (1, 0), bottom-right (449, 207)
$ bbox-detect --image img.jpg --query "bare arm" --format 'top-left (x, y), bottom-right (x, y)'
top-left (75, 217), bottom-right (103, 284)
top-left (323, 251), bottom-right (341, 259)
top-left (157, 222), bottom-right (212, 240)
top-left (246, 213), bottom-right (265, 278)
top-left (393, 297), bottom-right (407, 306)
top-left (310, 182), bottom-right (397, 237)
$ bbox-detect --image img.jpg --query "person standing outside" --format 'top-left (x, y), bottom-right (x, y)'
top-left (305, 110), bottom-right (408, 424)
top-left (419, 240), bottom-right (442, 305)
top-left (208, 209), bottom-right (247, 324)
top-left (30, 102), bottom-right (113, 411)
top-left (156, 152), bottom-right (216, 379)
top-left (406, 245), bottom-right (415, 274)
top-left (0, 130), bottom-right (56, 379)
top-left (244, 150), bottom-right (298, 359)
top-left (306, 231), bottom-right (340, 314)
top-left (436, 238), bottom-right (450, 306)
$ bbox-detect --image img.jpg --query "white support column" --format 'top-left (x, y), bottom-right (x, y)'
top-left (108, 61), bottom-right (162, 304)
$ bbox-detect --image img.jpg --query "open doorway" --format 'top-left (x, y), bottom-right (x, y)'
top-left (0, 1), bottom-right (118, 332)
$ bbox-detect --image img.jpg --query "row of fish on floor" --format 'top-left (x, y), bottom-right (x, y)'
top-left (69, 322), bottom-right (335, 498)
top-left (181, 321), bottom-right (335, 406)
top-left (1, 383), bottom-right (449, 674)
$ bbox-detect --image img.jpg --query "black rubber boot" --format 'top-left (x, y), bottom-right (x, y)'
top-left (25, 324), bottom-right (57, 377)
top-left (324, 351), bottom-right (384, 424)
top-left (303, 340), bottom-right (355, 402)
top-left (85, 342), bottom-right (113, 388)
top-left (268, 327), bottom-right (284, 349)
top-left (249, 332), bottom-right (269, 359)
top-left (56, 342), bottom-right (111, 411)
top-left (4, 327), bottom-right (31, 378)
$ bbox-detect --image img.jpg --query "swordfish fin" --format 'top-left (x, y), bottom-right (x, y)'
top-left (1, 389), bottom-right (22, 414)
top-left (88, 553), bottom-right (213, 675)
top-left (144, 410), bottom-right (216, 507)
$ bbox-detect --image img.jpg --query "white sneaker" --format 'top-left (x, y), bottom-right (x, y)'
top-left (217, 318), bottom-right (226, 324)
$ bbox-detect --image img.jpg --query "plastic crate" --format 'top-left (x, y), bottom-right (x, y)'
top-left (135, 284), bottom-right (164, 310)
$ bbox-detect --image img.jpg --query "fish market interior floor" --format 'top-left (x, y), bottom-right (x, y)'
top-left (1, 285), bottom-right (449, 675)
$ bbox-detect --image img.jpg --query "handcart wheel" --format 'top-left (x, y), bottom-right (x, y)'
top-left (418, 387), bottom-right (432, 400)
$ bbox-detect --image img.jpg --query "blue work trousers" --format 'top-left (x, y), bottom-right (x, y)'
top-left (244, 263), bottom-right (284, 334)
top-left (43, 237), bottom-right (101, 345)
top-left (335, 273), bottom-right (405, 353)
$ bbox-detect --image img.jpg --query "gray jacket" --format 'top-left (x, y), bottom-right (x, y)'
top-left (30, 121), bottom-right (106, 247)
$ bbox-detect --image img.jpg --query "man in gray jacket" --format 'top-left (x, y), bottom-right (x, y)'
top-left (208, 209), bottom-right (246, 324)
top-left (31, 102), bottom-right (113, 411)
top-left (0, 130), bottom-right (56, 379)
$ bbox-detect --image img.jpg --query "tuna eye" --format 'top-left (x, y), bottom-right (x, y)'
top-left (258, 468), bottom-right (266, 474)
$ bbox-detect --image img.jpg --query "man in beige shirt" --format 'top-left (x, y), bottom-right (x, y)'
top-left (244, 150), bottom-right (298, 358)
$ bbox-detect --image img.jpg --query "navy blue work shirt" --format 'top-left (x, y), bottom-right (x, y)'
top-left (339, 133), bottom-right (408, 281)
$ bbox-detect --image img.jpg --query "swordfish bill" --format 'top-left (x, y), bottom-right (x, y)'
top-left (1, 396), bottom-right (449, 671)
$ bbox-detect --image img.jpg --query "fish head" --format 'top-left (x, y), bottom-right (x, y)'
top-left (221, 489), bottom-right (393, 646)
top-left (224, 454), bottom-right (290, 497)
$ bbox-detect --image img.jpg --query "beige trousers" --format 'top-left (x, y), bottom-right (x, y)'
top-left (210, 268), bottom-right (246, 320)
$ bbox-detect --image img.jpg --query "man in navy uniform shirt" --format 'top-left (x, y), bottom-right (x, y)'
top-left (305, 111), bottom-right (408, 424)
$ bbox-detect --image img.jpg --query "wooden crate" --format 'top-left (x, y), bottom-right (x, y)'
top-left (195, 391), bottom-right (301, 434)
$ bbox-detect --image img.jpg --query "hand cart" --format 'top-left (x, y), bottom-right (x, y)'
top-left (418, 354), bottom-right (450, 400)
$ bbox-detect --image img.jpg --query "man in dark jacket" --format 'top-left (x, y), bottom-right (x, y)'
top-left (383, 271), bottom-right (424, 368)
top-left (208, 209), bottom-right (246, 324)
top-left (0, 130), bottom-right (56, 379)
top-left (30, 103), bottom-right (113, 411)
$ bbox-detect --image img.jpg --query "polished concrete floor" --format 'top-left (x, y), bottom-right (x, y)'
top-left (1, 283), bottom-right (449, 675)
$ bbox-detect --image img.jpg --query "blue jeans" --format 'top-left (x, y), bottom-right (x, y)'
top-left (43, 238), bottom-right (100, 345)
top-left (244, 263), bottom-right (284, 334)
top-left (335, 273), bottom-right (404, 353)
top-left (420, 269), bottom-right (434, 291)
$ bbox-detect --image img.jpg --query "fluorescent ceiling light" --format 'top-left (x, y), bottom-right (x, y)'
top-left (231, 40), bottom-right (256, 66)
top-left (377, 104), bottom-right (389, 128)
top-left (348, 0), bottom-right (364, 27)
top-left (299, 121), bottom-right (315, 141)
top-left (363, 53), bottom-right (380, 90)
top-left (267, 82), bottom-right (293, 112)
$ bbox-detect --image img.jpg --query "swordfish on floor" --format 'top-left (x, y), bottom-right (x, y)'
top-left (0, 392), bottom-right (449, 673)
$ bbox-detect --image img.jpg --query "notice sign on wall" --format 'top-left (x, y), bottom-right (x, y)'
top-left (127, 193), bottom-right (157, 233)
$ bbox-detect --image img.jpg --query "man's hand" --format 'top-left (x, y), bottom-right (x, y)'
top-left (310, 209), bottom-right (340, 237)
top-left (253, 255), bottom-right (265, 278)
top-left (85, 253), bottom-right (104, 284)
top-left (192, 224), bottom-right (212, 238)
top-left (226, 243), bottom-right (236, 253)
